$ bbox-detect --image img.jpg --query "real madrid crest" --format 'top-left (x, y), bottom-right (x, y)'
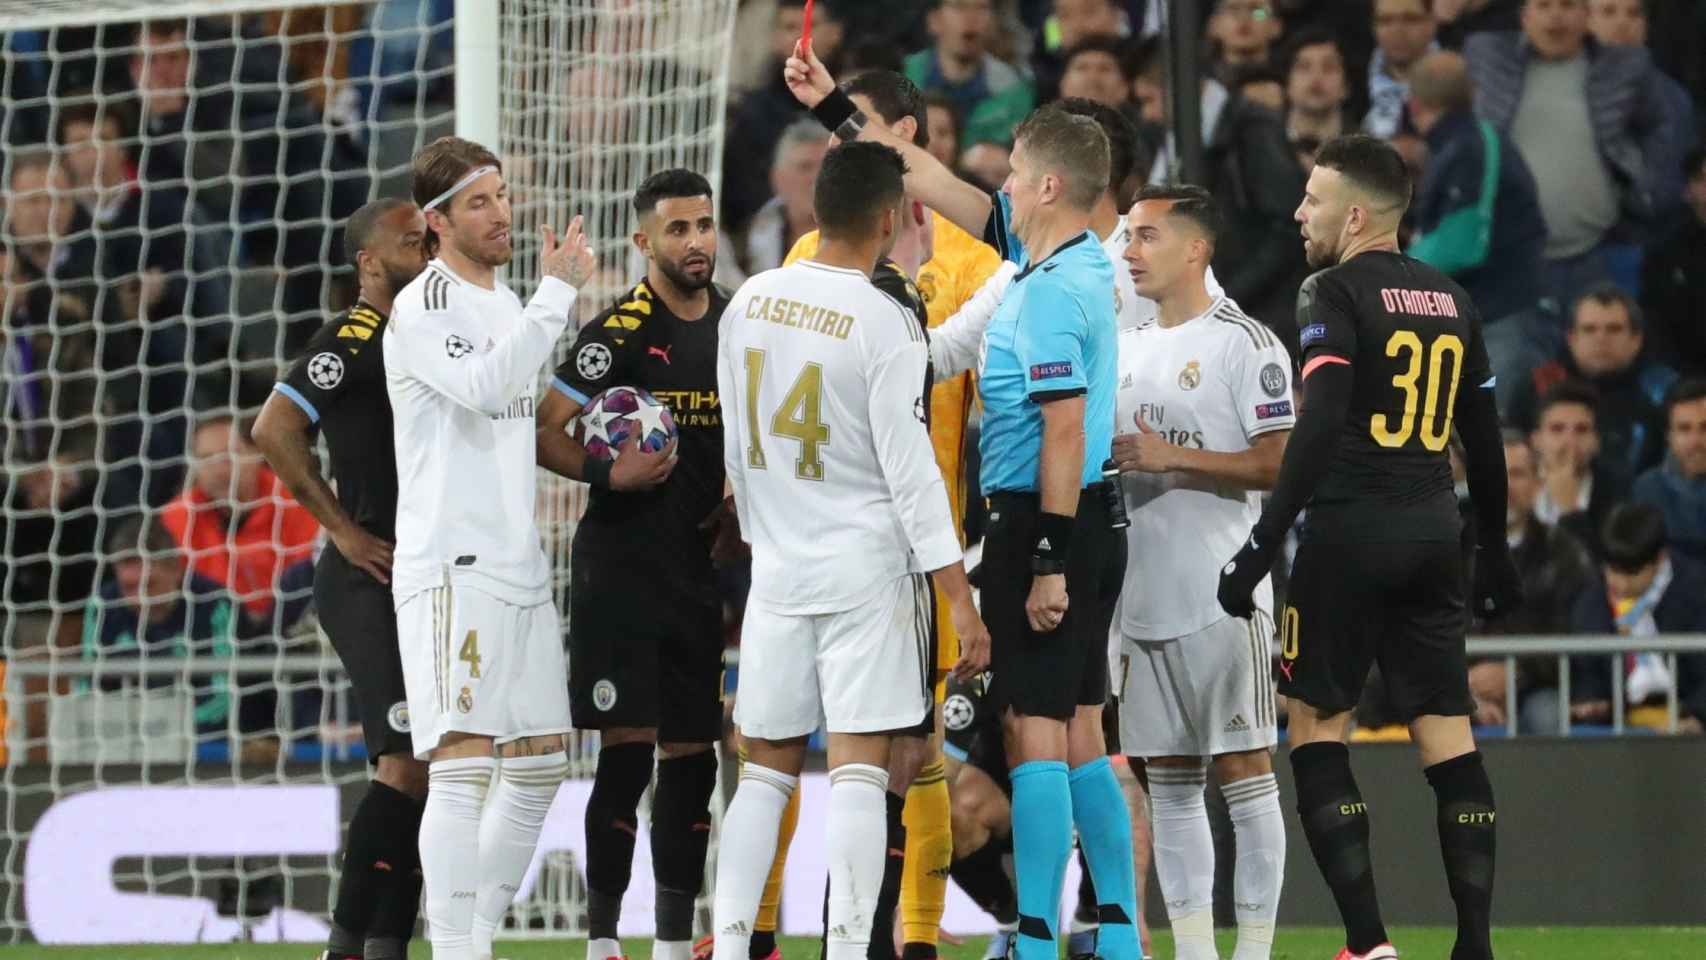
top-left (1178, 360), bottom-right (1202, 391)
top-left (1113, 284), bottom-right (1124, 317)
top-left (917, 271), bottom-right (938, 305)
top-left (457, 686), bottom-right (474, 714)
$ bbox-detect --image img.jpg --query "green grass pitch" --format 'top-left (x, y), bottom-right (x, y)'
top-left (6, 928), bottom-right (1705, 959)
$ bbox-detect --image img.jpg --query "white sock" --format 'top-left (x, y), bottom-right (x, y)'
top-left (1148, 763), bottom-right (1217, 960)
top-left (825, 763), bottom-right (889, 960)
top-left (1224, 773), bottom-right (1284, 960)
top-left (421, 756), bottom-right (496, 960)
top-left (711, 763), bottom-right (798, 960)
top-left (587, 937), bottom-right (624, 960)
top-left (470, 753), bottom-right (568, 957)
top-left (653, 939), bottom-right (692, 960)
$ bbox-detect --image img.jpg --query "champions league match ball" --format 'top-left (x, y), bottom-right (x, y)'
top-left (574, 385), bottom-right (678, 461)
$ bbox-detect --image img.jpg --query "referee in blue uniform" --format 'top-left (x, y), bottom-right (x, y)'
top-left (787, 50), bottom-right (1138, 960)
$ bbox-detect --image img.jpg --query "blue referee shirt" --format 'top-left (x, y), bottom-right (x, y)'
top-left (978, 192), bottom-right (1117, 495)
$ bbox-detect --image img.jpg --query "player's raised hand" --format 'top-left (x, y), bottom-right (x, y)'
top-left (331, 524), bottom-right (394, 585)
top-left (783, 39), bottom-right (836, 108)
top-left (1112, 415), bottom-right (1179, 474)
top-left (1026, 573), bottom-right (1069, 633)
top-left (950, 596), bottom-right (991, 680)
top-left (541, 216), bottom-right (598, 288)
top-left (610, 432), bottom-right (678, 491)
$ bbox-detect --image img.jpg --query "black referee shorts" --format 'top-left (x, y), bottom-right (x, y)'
top-left (982, 488), bottom-right (1126, 722)
top-left (314, 549), bottom-right (412, 762)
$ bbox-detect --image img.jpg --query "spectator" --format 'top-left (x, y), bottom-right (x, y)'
top-left (904, 0), bottom-right (1036, 147)
top-left (1205, 0), bottom-right (1284, 82)
top-left (719, 118), bottom-right (828, 286)
top-left (80, 515), bottom-right (237, 736)
top-left (1125, 34), bottom-right (1167, 125)
top-left (1364, 0), bottom-right (1437, 138)
top-left (1632, 379), bottom-right (1706, 564)
top-left (1057, 34), bottom-right (1133, 109)
top-left (922, 91), bottom-right (962, 170)
top-left (1033, 0), bottom-right (1129, 103)
top-left (1585, 0), bottom-right (1701, 225)
top-left (1466, 430), bottom-right (1596, 733)
top-left (1231, 63), bottom-right (1286, 113)
top-left (1569, 502), bottom-right (1706, 733)
top-left (1283, 30), bottom-right (1351, 166)
top-left (959, 140), bottom-right (1013, 191)
top-left (159, 414), bottom-right (317, 637)
top-left (0, 431), bottom-right (101, 626)
top-left (1405, 50), bottom-right (1550, 411)
top-left (1435, 0), bottom-right (1523, 48)
top-left (726, 0), bottom-right (846, 233)
top-left (1527, 380), bottom-right (1627, 552)
top-left (1511, 286), bottom-right (1675, 484)
top-left (1465, 0), bottom-right (1693, 311)
top-left (1640, 148), bottom-right (1706, 376)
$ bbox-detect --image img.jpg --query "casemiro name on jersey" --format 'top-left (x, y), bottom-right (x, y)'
top-left (745, 293), bottom-right (857, 341)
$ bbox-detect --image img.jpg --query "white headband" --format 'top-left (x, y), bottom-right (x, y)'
top-left (425, 165), bottom-right (498, 211)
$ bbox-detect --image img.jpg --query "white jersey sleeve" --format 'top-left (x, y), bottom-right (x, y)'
top-left (867, 313), bottom-right (962, 572)
top-left (1225, 318), bottom-right (1297, 440)
top-left (716, 301), bottom-right (752, 543)
top-left (388, 273), bottom-right (577, 417)
top-left (927, 261), bottom-right (1017, 377)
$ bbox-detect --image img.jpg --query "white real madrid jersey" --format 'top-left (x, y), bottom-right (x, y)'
top-left (1116, 296), bottom-right (1295, 640)
top-left (718, 261), bottom-right (962, 615)
top-left (1103, 213), bottom-right (1226, 332)
top-left (384, 258), bottom-right (579, 607)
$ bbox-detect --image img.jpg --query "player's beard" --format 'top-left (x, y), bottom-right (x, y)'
top-left (381, 260), bottom-right (425, 299)
top-left (1303, 222), bottom-right (1342, 270)
top-left (656, 251), bottom-right (714, 293)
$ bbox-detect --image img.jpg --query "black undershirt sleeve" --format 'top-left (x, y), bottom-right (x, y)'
top-left (1252, 361), bottom-right (1353, 544)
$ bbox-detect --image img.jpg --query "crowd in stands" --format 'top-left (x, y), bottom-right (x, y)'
top-left (2, 0), bottom-right (1704, 756)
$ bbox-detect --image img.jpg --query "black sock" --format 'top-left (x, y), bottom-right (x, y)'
top-left (899, 944), bottom-right (938, 960)
top-left (750, 930), bottom-right (778, 960)
top-left (867, 791), bottom-right (908, 960)
top-left (1291, 742), bottom-right (1388, 953)
top-left (949, 835), bottom-right (1017, 925)
top-left (1426, 751), bottom-right (1497, 960)
top-left (652, 750), bottom-right (719, 943)
top-left (325, 921), bottom-right (362, 960)
top-left (331, 781), bottom-right (422, 949)
top-left (1072, 845), bottom-right (1098, 926)
top-left (585, 742), bottom-right (655, 939)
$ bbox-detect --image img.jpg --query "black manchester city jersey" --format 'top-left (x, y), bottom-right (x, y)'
top-left (279, 299), bottom-right (398, 544)
top-left (553, 279), bottom-right (730, 599)
top-left (1295, 251), bottom-right (1493, 543)
top-left (872, 257), bottom-right (934, 429)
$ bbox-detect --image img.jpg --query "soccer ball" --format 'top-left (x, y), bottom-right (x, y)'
top-left (574, 385), bottom-right (677, 461)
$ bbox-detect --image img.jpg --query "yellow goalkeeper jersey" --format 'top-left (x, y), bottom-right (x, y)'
top-left (784, 213), bottom-right (1001, 680)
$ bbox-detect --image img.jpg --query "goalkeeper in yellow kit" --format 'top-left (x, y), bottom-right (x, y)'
top-left (710, 69), bottom-right (1001, 960)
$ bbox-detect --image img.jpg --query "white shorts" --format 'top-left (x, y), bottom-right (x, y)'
top-left (1119, 613), bottom-right (1277, 758)
top-left (396, 582), bottom-right (572, 760)
top-left (735, 572), bottom-right (932, 740)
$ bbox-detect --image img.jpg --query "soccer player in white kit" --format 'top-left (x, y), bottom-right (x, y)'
top-left (384, 136), bottom-right (597, 960)
top-left (711, 142), bottom-right (990, 960)
top-left (1111, 185), bottom-right (1292, 960)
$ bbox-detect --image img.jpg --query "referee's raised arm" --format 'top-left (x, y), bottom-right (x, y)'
top-left (784, 41), bottom-right (993, 241)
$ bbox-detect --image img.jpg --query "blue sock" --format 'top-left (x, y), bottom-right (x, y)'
top-left (1069, 757), bottom-right (1140, 960)
top-left (1010, 760), bottom-right (1073, 960)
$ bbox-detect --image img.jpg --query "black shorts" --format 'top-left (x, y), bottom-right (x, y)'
top-left (943, 673), bottom-right (1010, 794)
top-left (982, 490), bottom-right (1126, 721)
top-left (568, 566), bottom-right (724, 743)
top-left (1278, 539), bottom-right (1473, 720)
top-left (315, 550), bottom-right (411, 761)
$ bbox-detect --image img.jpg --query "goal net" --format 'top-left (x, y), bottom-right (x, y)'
top-left (0, 0), bottom-right (736, 944)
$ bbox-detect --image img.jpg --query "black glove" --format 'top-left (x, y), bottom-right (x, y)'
top-left (1218, 530), bottom-right (1278, 620)
top-left (1472, 542), bottom-right (1524, 620)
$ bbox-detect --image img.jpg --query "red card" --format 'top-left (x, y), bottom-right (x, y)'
top-left (802, 0), bottom-right (814, 55)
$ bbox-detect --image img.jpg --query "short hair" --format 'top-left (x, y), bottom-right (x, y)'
top-left (1601, 501), bottom-right (1667, 572)
top-left (1062, 34), bottom-right (1134, 81)
top-left (52, 99), bottom-right (131, 147)
top-left (633, 168), bottom-right (714, 217)
top-left (1536, 379), bottom-right (1600, 423)
top-left (1664, 377), bottom-right (1706, 423)
top-left (1055, 98), bottom-right (1137, 199)
top-left (1125, 34), bottom-right (1165, 83)
top-left (774, 117), bottom-right (828, 169)
top-left (1133, 183), bottom-right (1223, 247)
top-left (1281, 28), bottom-right (1345, 78)
top-left (6, 147), bottom-right (53, 187)
top-left (843, 70), bottom-right (929, 149)
top-left (343, 197), bottom-right (416, 264)
top-left (1313, 134), bottom-right (1412, 211)
top-left (922, 90), bottom-right (961, 137)
top-left (1407, 51), bottom-right (1473, 114)
top-left (1572, 283), bottom-right (1644, 332)
top-left (814, 141), bottom-right (907, 241)
top-left (411, 136), bottom-right (502, 213)
top-left (1012, 105), bottom-right (1111, 210)
top-left (104, 513), bottom-right (177, 560)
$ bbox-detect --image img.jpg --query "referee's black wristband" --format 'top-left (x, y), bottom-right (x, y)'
top-left (583, 457), bottom-right (613, 491)
top-left (1031, 512), bottom-right (1075, 574)
top-left (811, 88), bottom-right (862, 138)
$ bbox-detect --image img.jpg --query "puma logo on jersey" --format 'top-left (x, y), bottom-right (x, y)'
top-left (648, 344), bottom-right (673, 365)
